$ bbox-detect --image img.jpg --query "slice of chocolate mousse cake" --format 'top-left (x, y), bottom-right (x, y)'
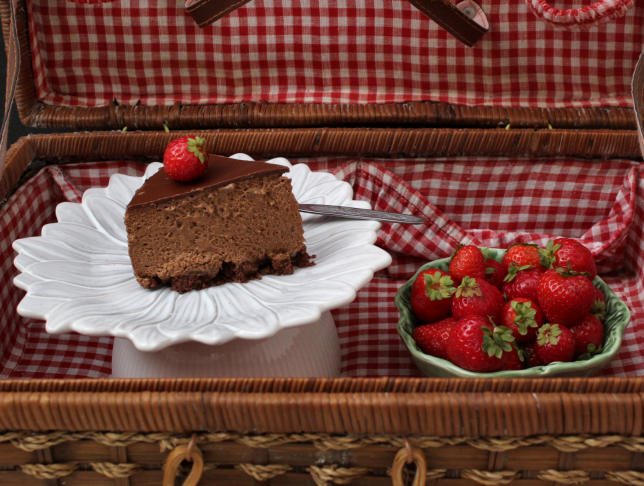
top-left (125, 155), bottom-right (313, 293)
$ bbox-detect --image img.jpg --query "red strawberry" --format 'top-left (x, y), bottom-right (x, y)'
top-left (446, 316), bottom-right (514, 372)
top-left (570, 314), bottom-right (605, 360)
top-left (449, 245), bottom-right (486, 284)
top-left (524, 342), bottom-right (543, 368)
top-left (502, 344), bottom-right (525, 371)
top-left (412, 317), bottom-right (459, 360)
top-left (501, 243), bottom-right (546, 273)
top-left (500, 298), bottom-right (544, 343)
top-left (591, 287), bottom-right (607, 321)
top-left (485, 259), bottom-right (507, 290)
top-left (452, 277), bottom-right (505, 322)
top-left (502, 265), bottom-right (542, 303)
top-left (535, 324), bottom-right (575, 365)
top-left (410, 269), bottom-right (456, 323)
top-left (537, 269), bottom-right (596, 327)
top-left (594, 287), bottom-right (605, 303)
top-left (541, 238), bottom-right (597, 280)
top-left (163, 136), bottom-right (209, 181)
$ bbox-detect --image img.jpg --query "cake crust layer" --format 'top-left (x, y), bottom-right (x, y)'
top-left (136, 249), bottom-right (314, 293)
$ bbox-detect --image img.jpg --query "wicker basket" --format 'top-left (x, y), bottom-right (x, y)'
top-left (2, 0), bottom-right (644, 485)
top-left (1, 127), bottom-right (643, 486)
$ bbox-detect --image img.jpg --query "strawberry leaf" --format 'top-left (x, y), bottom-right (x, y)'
top-left (186, 137), bottom-right (207, 164)
top-left (537, 323), bottom-right (561, 346)
top-left (554, 265), bottom-right (592, 279)
top-left (455, 276), bottom-right (482, 298)
top-left (538, 240), bottom-right (560, 269)
top-left (591, 299), bottom-right (607, 320)
top-left (450, 244), bottom-right (465, 259)
top-left (510, 300), bottom-right (538, 335)
top-left (424, 272), bottom-right (456, 300)
top-left (485, 267), bottom-right (496, 275)
top-left (577, 344), bottom-right (603, 361)
top-left (482, 325), bottom-right (514, 359)
top-left (503, 264), bottom-right (533, 282)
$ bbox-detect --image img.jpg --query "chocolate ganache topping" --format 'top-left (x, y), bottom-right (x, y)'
top-left (128, 155), bottom-right (288, 208)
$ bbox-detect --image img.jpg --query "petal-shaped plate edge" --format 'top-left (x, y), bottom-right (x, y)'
top-left (13, 155), bottom-right (392, 352)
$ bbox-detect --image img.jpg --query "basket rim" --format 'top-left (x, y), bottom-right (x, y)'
top-left (1, 128), bottom-right (640, 205)
top-left (0, 377), bottom-right (643, 434)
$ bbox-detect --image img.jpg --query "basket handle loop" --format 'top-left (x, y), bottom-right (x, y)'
top-left (525, 0), bottom-right (635, 31)
top-left (162, 436), bottom-right (204, 486)
top-left (391, 438), bottom-right (427, 486)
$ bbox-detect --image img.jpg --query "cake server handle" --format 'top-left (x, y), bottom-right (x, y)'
top-left (298, 204), bottom-right (425, 224)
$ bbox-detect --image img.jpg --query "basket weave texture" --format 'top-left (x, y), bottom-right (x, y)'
top-left (0, 378), bottom-right (643, 484)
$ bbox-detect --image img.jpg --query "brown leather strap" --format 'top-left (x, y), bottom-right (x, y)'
top-left (407, 0), bottom-right (488, 47)
top-left (185, 0), bottom-right (254, 28)
top-left (632, 51), bottom-right (644, 157)
top-left (185, 0), bottom-right (488, 47)
top-left (0, 0), bottom-right (19, 177)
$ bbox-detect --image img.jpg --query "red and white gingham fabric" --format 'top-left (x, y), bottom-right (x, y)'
top-left (525, 0), bottom-right (635, 31)
top-left (25, 0), bottom-right (644, 108)
top-left (1, 156), bottom-right (643, 378)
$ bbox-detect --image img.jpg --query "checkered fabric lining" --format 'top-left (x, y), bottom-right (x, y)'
top-left (1, 156), bottom-right (642, 378)
top-left (525, 0), bottom-right (635, 31)
top-left (25, 0), bottom-right (644, 108)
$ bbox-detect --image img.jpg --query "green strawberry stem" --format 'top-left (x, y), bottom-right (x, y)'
top-left (424, 272), bottom-right (456, 300)
top-left (186, 136), bottom-right (207, 164)
top-left (538, 240), bottom-right (561, 269)
top-left (503, 263), bottom-right (533, 282)
top-left (591, 300), bottom-right (607, 321)
top-left (510, 300), bottom-right (538, 335)
top-left (577, 344), bottom-right (603, 361)
top-left (455, 276), bottom-right (482, 298)
top-left (554, 262), bottom-right (592, 279)
top-left (537, 323), bottom-right (562, 346)
top-left (481, 322), bottom-right (515, 359)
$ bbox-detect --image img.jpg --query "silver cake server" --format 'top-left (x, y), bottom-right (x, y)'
top-left (298, 204), bottom-right (425, 224)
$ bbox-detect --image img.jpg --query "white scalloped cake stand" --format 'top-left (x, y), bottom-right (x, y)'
top-left (112, 311), bottom-right (340, 378)
top-left (14, 154), bottom-right (392, 378)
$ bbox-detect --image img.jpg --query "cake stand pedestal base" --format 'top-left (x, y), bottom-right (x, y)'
top-left (111, 311), bottom-right (341, 378)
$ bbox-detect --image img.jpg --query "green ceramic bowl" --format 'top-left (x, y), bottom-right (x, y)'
top-left (396, 248), bottom-right (631, 378)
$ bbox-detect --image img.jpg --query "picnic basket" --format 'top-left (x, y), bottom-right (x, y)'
top-left (1, 0), bottom-right (644, 485)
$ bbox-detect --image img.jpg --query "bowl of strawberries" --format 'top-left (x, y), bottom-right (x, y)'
top-left (395, 240), bottom-right (630, 377)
